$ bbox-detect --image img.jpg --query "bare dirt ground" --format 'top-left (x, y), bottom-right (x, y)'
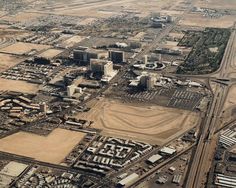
top-left (6, 0), bottom-right (183, 20)
top-left (59, 35), bottom-right (86, 48)
top-left (75, 99), bottom-right (200, 145)
top-left (0, 128), bottom-right (86, 164)
top-left (37, 48), bottom-right (63, 59)
top-left (0, 54), bottom-right (24, 72)
top-left (179, 14), bottom-right (235, 28)
top-left (0, 29), bottom-right (30, 49)
top-left (0, 42), bottom-right (50, 55)
top-left (161, 41), bottom-right (179, 49)
top-left (230, 145), bottom-right (236, 154)
top-left (2, 12), bottom-right (45, 23)
top-left (79, 18), bottom-right (97, 25)
top-left (0, 78), bottom-right (39, 94)
top-left (179, 0), bottom-right (236, 28)
top-left (194, 0), bottom-right (236, 10)
top-left (168, 32), bottom-right (184, 39)
top-left (223, 85), bottom-right (236, 110)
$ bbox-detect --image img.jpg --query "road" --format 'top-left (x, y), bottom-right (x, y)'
top-left (0, 150), bottom-right (114, 187)
top-left (184, 23), bottom-right (236, 188)
top-left (129, 144), bottom-right (195, 188)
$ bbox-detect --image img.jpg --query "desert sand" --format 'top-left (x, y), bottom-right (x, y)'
top-left (38, 48), bottom-right (63, 59)
top-left (0, 128), bottom-right (86, 164)
top-left (0, 42), bottom-right (50, 55)
top-left (179, 14), bottom-right (235, 28)
top-left (0, 78), bottom-right (39, 94)
top-left (0, 54), bottom-right (24, 72)
top-left (75, 99), bottom-right (200, 145)
top-left (224, 85), bottom-right (236, 110)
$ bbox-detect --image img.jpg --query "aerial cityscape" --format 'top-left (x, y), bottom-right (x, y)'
top-left (0, 0), bottom-right (235, 187)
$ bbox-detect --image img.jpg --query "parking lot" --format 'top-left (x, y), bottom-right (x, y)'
top-left (0, 61), bottom-right (62, 84)
top-left (123, 88), bottom-right (203, 111)
top-left (167, 89), bottom-right (203, 110)
top-left (20, 32), bottom-right (69, 46)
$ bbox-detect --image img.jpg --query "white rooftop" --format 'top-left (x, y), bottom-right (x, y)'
top-left (160, 147), bottom-right (176, 155)
top-left (147, 154), bottom-right (162, 163)
top-left (0, 161), bottom-right (28, 177)
top-left (118, 173), bottom-right (139, 186)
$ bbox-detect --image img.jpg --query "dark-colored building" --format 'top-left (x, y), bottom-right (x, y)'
top-left (109, 50), bottom-right (125, 64)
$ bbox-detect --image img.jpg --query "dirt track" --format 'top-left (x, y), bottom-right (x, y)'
top-left (75, 99), bottom-right (200, 145)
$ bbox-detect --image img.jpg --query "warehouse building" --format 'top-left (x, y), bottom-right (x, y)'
top-left (159, 147), bottom-right (176, 156)
top-left (146, 154), bottom-right (163, 164)
top-left (172, 174), bottom-right (182, 185)
top-left (215, 174), bottom-right (236, 188)
top-left (117, 173), bottom-right (139, 188)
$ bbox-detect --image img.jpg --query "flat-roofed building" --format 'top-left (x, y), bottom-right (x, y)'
top-left (140, 73), bottom-right (156, 90)
top-left (90, 59), bottom-right (118, 83)
top-left (109, 50), bottom-right (125, 64)
top-left (90, 59), bottom-right (113, 76)
top-left (73, 47), bottom-right (107, 64)
top-left (159, 147), bottom-right (176, 156)
top-left (117, 173), bottom-right (139, 188)
top-left (147, 154), bottom-right (162, 164)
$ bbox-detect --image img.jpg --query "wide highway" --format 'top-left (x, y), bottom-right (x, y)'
top-left (184, 23), bottom-right (236, 188)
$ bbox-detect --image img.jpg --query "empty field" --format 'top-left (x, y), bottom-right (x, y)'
top-left (0, 42), bottom-right (50, 55)
top-left (12, 0), bottom-right (180, 19)
top-left (0, 128), bottom-right (86, 164)
top-left (37, 48), bottom-right (63, 59)
top-left (0, 54), bottom-right (24, 72)
top-left (224, 85), bottom-right (236, 111)
top-left (75, 99), bottom-right (200, 145)
top-left (0, 78), bottom-right (39, 93)
top-left (59, 35), bottom-right (86, 48)
top-left (0, 29), bottom-right (30, 49)
top-left (2, 12), bottom-right (44, 22)
top-left (179, 14), bottom-right (235, 28)
top-left (195, 0), bottom-right (236, 10)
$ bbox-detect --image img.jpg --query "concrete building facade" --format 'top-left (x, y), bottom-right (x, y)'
top-left (90, 59), bottom-right (114, 77)
top-left (109, 50), bottom-right (125, 64)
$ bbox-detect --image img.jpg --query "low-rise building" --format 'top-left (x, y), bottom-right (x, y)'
top-left (147, 154), bottom-right (162, 164)
top-left (117, 173), bottom-right (139, 188)
top-left (159, 147), bottom-right (176, 156)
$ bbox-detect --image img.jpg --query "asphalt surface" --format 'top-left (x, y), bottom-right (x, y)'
top-left (184, 23), bottom-right (236, 188)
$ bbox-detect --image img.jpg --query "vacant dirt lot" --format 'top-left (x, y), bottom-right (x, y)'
top-left (179, 13), bottom-right (235, 28)
top-left (2, 12), bottom-right (44, 22)
top-left (0, 128), bottom-right (86, 164)
top-left (37, 48), bottom-right (63, 59)
top-left (0, 78), bottom-right (39, 93)
top-left (224, 85), bottom-right (236, 110)
top-left (195, 0), bottom-right (236, 10)
top-left (0, 54), bottom-right (24, 72)
top-left (60, 35), bottom-right (86, 48)
top-left (75, 99), bottom-right (200, 145)
top-left (14, 0), bottom-right (182, 19)
top-left (0, 42), bottom-right (50, 55)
